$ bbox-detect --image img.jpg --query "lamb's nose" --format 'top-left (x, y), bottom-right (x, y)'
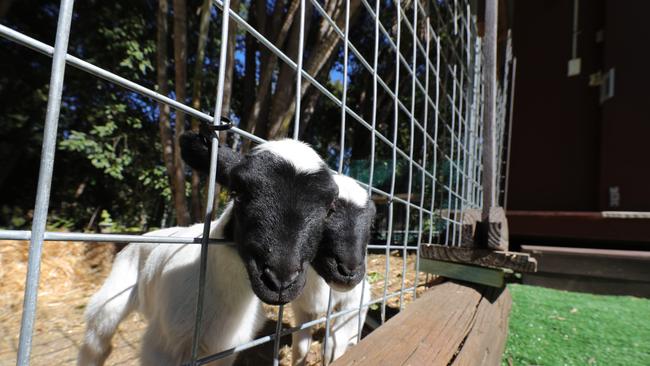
top-left (263, 267), bottom-right (301, 291)
top-left (337, 260), bottom-right (363, 277)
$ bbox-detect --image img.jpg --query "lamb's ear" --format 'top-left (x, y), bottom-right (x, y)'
top-left (179, 132), bottom-right (241, 187)
top-left (214, 144), bottom-right (241, 187)
top-left (180, 132), bottom-right (211, 172)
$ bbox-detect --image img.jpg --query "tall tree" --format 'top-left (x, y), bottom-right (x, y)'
top-left (156, 0), bottom-right (182, 226)
top-left (189, 0), bottom-right (213, 221)
top-left (246, 0), bottom-right (302, 141)
top-left (172, 0), bottom-right (190, 225)
top-left (266, 0), bottom-right (363, 139)
top-left (210, 0), bottom-right (241, 216)
top-left (0, 0), bottom-right (14, 18)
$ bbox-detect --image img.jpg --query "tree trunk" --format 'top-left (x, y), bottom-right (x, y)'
top-left (0, 0), bottom-right (14, 18)
top-left (266, 0), bottom-right (363, 139)
top-left (189, 0), bottom-right (212, 222)
top-left (266, 0), bottom-right (313, 139)
top-left (156, 0), bottom-right (180, 224)
top-left (246, 0), bottom-right (301, 139)
top-left (221, 0), bottom-right (239, 121)
top-left (240, 3), bottom-right (258, 132)
top-left (297, 48), bottom-right (338, 138)
top-left (172, 0), bottom-right (190, 225)
top-left (297, 87), bottom-right (322, 138)
top-left (212, 0), bottom-right (240, 217)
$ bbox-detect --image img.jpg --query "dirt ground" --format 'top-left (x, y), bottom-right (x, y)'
top-left (0, 240), bottom-right (433, 365)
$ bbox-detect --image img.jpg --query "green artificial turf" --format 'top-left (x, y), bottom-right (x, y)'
top-left (502, 284), bottom-right (650, 366)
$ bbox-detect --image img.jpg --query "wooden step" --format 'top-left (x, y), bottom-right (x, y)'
top-left (521, 245), bottom-right (650, 297)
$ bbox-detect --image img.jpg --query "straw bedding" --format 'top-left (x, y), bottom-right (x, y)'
top-left (0, 240), bottom-right (427, 365)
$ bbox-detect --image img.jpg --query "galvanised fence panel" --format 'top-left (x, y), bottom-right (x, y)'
top-left (0, 0), bottom-right (514, 364)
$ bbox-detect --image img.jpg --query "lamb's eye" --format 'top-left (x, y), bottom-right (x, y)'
top-left (326, 201), bottom-right (336, 217)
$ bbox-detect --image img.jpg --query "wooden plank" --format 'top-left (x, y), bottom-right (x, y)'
top-left (602, 211), bottom-right (650, 219)
top-left (482, 0), bottom-right (498, 222)
top-left (452, 287), bottom-right (512, 366)
top-left (421, 244), bottom-right (537, 272)
top-left (332, 282), bottom-right (512, 366)
top-left (522, 245), bottom-right (650, 259)
top-left (507, 210), bottom-right (650, 245)
top-left (486, 207), bottom-right (509, 250)
top-left (522, 272), bottom-right (650, 298)
top-left (419, 258), bottom-right (510, 288)
top-left (460, 208), bottom-right (481, 247)
top-left (459, 207), bottom-right (509, 250)
top-left (332, 282), bottom-right (483, 366)
top-left (521, 245), bottom-right (650, 282)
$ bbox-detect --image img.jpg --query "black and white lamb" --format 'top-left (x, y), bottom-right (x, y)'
top-left (177, 136), bottom-right (377, 364)
top-left (291, 174), bottom-right (375, 365)
top-left (77, 135), bottom-right (339, 366)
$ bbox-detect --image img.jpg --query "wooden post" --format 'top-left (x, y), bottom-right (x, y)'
top-left (503, 57), bottom-right (517, 210)
top-left (481, 0), bottom-right (503, 250)
top-left (482, 0), bottom-right (498, 222)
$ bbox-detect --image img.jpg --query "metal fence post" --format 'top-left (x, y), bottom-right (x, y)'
top-left (15, 1), bottom-right (76, 364)
top-left (190, 0), bottom-right (231, 363)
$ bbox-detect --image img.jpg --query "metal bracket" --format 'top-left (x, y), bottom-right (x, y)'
top-left (199, 116), bottom-right (233, 144)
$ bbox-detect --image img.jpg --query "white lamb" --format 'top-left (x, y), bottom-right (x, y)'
top-left (291, 174), bottom-right (375, 365)
top-left (173, 134), bottom-right (377, 364)
top-left (77, 135), bottom-right (339, 366)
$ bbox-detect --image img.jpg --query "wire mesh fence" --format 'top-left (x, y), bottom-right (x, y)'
top-left (0, 0), bottom-right (514, 364)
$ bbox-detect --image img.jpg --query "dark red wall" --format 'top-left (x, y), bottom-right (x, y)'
top-left (599, 1), bottom-right (650, 211)
top-left (508, 0), bottom-right (604, 211)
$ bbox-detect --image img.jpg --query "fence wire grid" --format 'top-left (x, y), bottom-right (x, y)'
top-left (0, 0), bottom-right (514, 364)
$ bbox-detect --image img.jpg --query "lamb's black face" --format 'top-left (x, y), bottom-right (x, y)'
top-left (228, 152), bottom-right (338, 305)
top-left (179, 133), bottom-right (338, 304)
top-left (312, 199), bottom-right (375, 292)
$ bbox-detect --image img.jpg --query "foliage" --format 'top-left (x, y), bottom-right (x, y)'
top-left (503, 284), bottom-right (650, 366)
top-left (0, 0), bottom-right (465, 232)
top-left (0, 0), bottom-right (168, 231)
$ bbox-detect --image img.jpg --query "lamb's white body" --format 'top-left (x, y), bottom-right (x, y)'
top-left (78, 203), bottom-right (263, 366)
top-left (291, 267), bottom-right (370, 365)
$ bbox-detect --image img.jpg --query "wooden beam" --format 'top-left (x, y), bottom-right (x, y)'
top-left (332, 282), bottom-right (512, 366)
top-left (482, 0), bottom-right (498, 222)
top-left (507, 210), bottom-right (650, 245)
top-left (460, 207), bottom-right (509, 250)
top-left (450, 286), bottom-right (512, 366)
top-left (421, 244), bottom-right (537, 272)
top-left (460, 208), bottom-right (481, 246)
top-left (522, 273), bottom-right (650, 298)
top-left (485, 207), bottom-right (509, 250)
top-left (522, 245), bottom-right (650, 283)
top-left (419, 258), bottom-right (511, 288)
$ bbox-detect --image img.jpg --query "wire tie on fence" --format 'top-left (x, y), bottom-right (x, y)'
top-left (200, 116), bottom-right (232, 144)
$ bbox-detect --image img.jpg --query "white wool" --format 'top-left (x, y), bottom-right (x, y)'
top-left (77, 203), bottom-right (263, 366)
top-left (253, 139), bottom-right (324, 174)
top-left (332, 174), bottom-right (369, 208)
top-left (291, 267), bottom-right (370, 366)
